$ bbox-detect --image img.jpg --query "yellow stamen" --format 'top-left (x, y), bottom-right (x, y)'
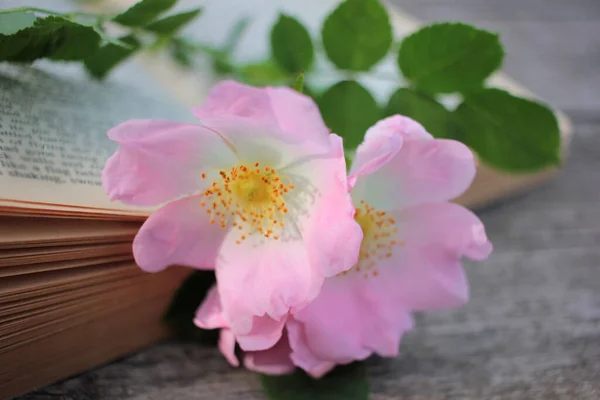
top-left (199, 162), bottom-right (295, 242)
top-left (339, 200), bottom-right (400, 279)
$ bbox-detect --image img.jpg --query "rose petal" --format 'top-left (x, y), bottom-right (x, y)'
top-left (292, 278), bottom-right (413, 364)
top-left (235, 314), bottom-right (287, 352)
top-left (219, 328), bottom-right (240, 367)
top-left (216, 232), bottom-right (319, 332)
top-left (352, 137), bottom-right (476, 210)
top-left (286, 319), bottom-right (336, 378)
top-left (287, 134), bottom-right (363, 279)
top-left (133, 196), bottom-right (227, 272)
top-left (243, 332), bottom-right (296, 375)
top-left (194, 286), bottom-right (286, 352)
top-left (349, 115), bottom-right (475, 210)
top-left (348, 119), bottom-right (404, 188)
top-left (376, 202), bottom-right (493, 311)
top-left (267, 86), bottom-right (331, 148)
top-left (367, 115), bottom-right (433, 142)
top-left (194, 286), bottom-right (228, 329)
top-left (194, 80), bottom-right (279, 129)
top-left (193, 80), bottom-right (330, 149)
top-left (103, 119), bottom-right (235, 206)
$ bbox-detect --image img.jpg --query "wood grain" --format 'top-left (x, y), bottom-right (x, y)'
top-left (16, 1), bottom-right (600, 399)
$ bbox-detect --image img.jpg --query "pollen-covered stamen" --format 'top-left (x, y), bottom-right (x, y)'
top-left (200, 162), bottom-right (295, 241)
top-left (340, 200), bottom-right (403, 278)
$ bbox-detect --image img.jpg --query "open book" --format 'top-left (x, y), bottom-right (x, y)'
top-left (0, 59), bottom-right (195, 399)
top-left (0, 0), bottom-right (573, 398)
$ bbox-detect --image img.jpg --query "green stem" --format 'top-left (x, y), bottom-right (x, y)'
top-left (183, 38), bottom-right (401, 84)
top-left (65, 11), bottom-right (110, 19)
top-left (0, 6), bottom-right (108, 18)
top-left (0, 6), bottom-right (63, 15)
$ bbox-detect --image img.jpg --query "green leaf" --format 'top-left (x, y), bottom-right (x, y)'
top-left (321, 0), bottom-right (392, 72)
top-left (398, 22), bottom-right (504, 94)
top-left (83, 34), bottom-right (140, 79)
top-left (318, 80), bottom-right (381, 149)
top-left (292, 71), bottom-right (304, 93)
top-left (195, 42), bottom-right (223, 58)
top-left (261, 363), bottom-right (369, 400)
top-left (0, 11), bottom-right (36, 35)
top-left (113, 0), bottom-right (177, 27)
top-left (454, 88), bottom-right (561, 172)
top-left (0, 16), bottom-right (101, 62)
top-left (213, 57), bottom-right (235, 75)
top-left (222, 17), bottom-right (250, 54)
top-left (163, 270), bottom-right (218, 344)
top-left (237, 59), bottom-right (289, 86)
top-left (190, 41), bottom-right (234, 74)
top-left (301, 84), bottom-right (318, 101)
top-left (169, 36), bottom-right (195, 68)
top-left (271, 13), bottom-right (314, 73)
top-left (145, 8), bottom-right (202, 35)
top-left (386, 88), bottom-right (458, 139)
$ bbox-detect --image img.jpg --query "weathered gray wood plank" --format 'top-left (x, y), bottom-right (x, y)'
top-left (17, 0), bottom-right (600, 399)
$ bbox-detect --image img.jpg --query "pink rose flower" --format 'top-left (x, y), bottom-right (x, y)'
top-left (196, 115), bottom-right (493, 376)
top-left (288, 116), bottom-right (493, 367)
top-left (195, 286), bottom-right (335, 377)
top-left (102, 81), bottom-right (363, 350)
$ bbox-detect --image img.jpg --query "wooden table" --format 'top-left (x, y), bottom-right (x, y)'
top-left (19, 0), bottom-right (600, 398)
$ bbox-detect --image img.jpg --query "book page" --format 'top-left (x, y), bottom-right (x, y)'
top-left (0, 59), bottom-right (194, 216)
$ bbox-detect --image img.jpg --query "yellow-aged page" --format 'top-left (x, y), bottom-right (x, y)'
top-left (0, 61), bottom-right (194, 217)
